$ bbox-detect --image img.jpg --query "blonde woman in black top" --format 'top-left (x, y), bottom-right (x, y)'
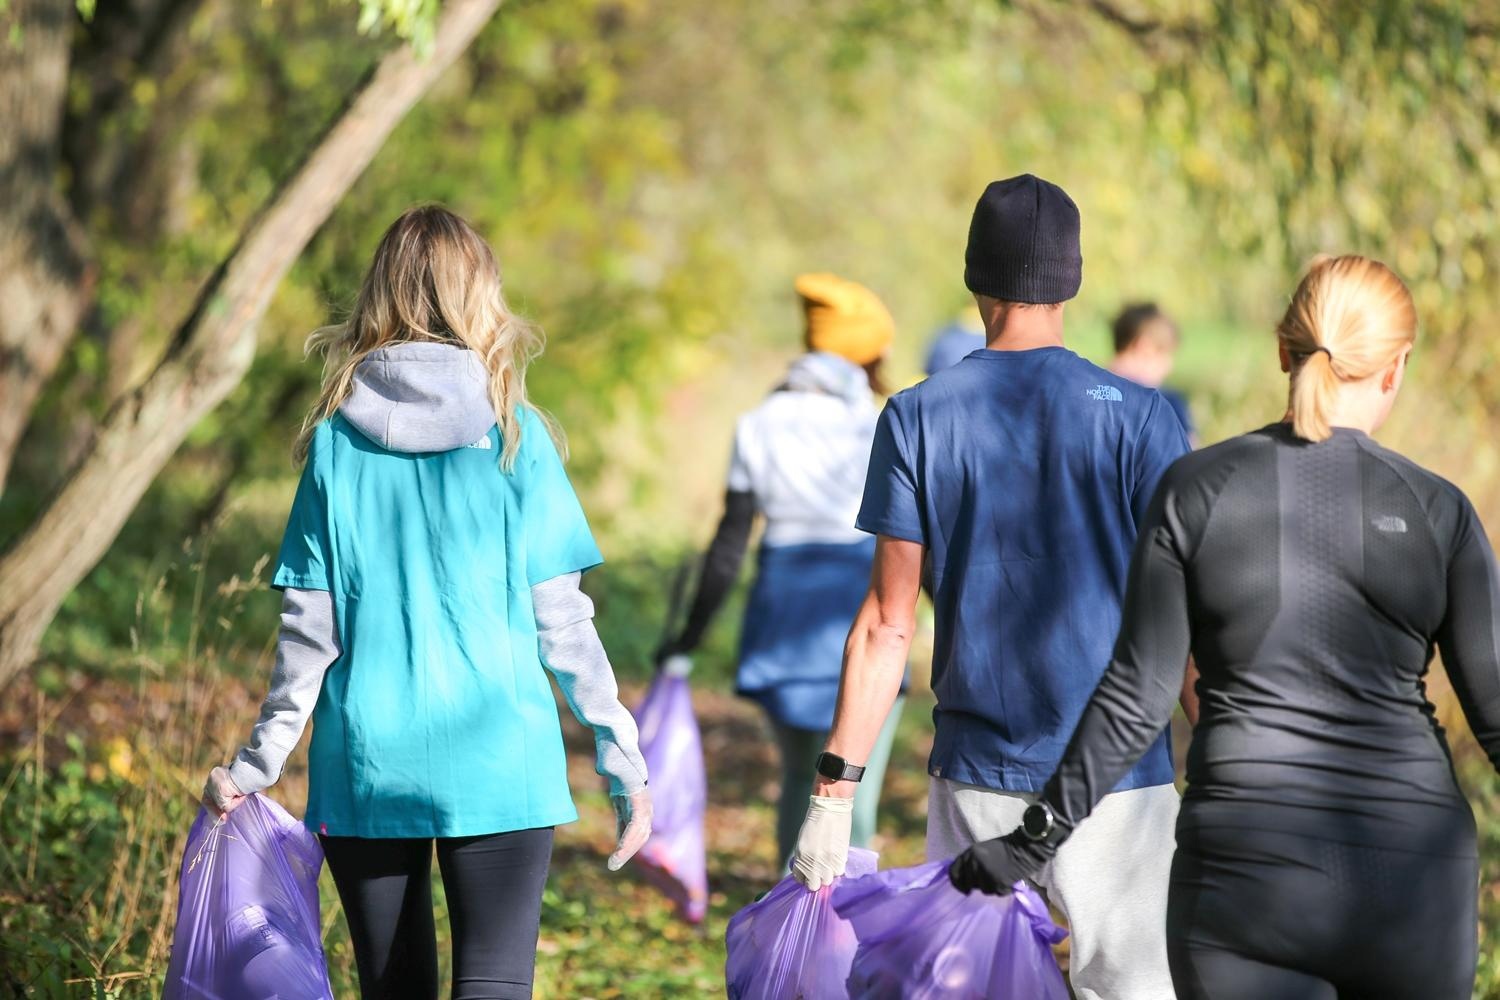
top-left (952, 256), bottom-right (1500, 999)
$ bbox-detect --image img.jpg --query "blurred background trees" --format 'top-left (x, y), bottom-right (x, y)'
top-left (2, 0), bottom-right (1496, 683)
top-left (2, 0), bottom-right (1499, 990)
top-left (0, 0), bottom-right (502, 684)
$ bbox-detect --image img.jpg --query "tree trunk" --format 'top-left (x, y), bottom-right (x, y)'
top-left (62, 0), bottom-right (211, 224)
top-left (0, 0), bottom-right (94, 495)
top-left (0, 0), bottom-right (506, 686)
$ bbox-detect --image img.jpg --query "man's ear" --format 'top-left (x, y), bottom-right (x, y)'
top-left (1278, 343), bottom-right (1292, 374)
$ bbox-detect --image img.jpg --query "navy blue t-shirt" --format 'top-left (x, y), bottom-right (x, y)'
top-left (858, 347), bottom-right (1190, 792)
top-left (1159, 386), bottom-right (1196, 443)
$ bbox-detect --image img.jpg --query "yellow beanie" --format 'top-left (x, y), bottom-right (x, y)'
top-left (795, 272), bottom-right (895, 366)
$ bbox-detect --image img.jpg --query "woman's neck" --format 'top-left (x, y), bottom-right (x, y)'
top-left (1284, 378), bottom-right (1388, 434)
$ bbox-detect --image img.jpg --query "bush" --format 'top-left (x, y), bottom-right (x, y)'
top-left (1, 728), bottom-right (191, 997)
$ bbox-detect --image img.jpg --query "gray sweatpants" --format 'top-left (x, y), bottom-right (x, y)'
top-left (927, 778), bottom-right (1179, 1000)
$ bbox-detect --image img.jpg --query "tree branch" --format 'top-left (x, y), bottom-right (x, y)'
top-left (61, 0), bottom-right (212, 220)
top-left (1070, 0), bottom-right (1206, 51)
top-left (0, 0), bottom-right (95, 495)
top-left (0, 0), bottom-right (506, 685)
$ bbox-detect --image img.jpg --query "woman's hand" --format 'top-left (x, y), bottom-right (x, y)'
top-left (608, 788), bottom-right (653, 871)
top-left (202, 766), bottom-right (247, 819)
top-left (948, 827), bottom-right (1053, 896)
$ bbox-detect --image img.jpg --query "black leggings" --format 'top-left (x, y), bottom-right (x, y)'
top-left (321, 827), bottom-right (554, 1000)
top-left (1167, 826), bottom-right (1478, 999)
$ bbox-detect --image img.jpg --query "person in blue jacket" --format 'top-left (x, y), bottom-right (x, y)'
top-left (923, 320), bottom-right (986, 376)
top-left (203, 205), bottom-right (651, 1000)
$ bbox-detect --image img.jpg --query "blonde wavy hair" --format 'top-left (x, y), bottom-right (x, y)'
top-left (293, 204), bottom-right (561, 469)
top-left (1277, 254), bottom-right (1418, 442)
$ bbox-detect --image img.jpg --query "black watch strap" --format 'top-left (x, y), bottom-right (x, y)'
top-left (815, 751), bottom-right (865, 783)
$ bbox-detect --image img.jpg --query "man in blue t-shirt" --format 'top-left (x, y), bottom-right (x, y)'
top-left (787, 175), bottom-right (1193, 1000)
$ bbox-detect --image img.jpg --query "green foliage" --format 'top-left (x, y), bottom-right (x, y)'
top-left (355, 0), bottom-right (440, 46)
top-left (8, 3), bottom-right (1500, 991)
top-left (1122, 1), bottom-right (1499, 395)
top-left (582, 549), bottom-right (748, 685)
top-left (10, 0), bottom-right (1493, 755)
top-left (1, 735), bottom-right (192, 997)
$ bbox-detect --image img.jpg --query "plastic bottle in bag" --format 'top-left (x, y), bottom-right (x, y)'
top-left (163, 794), bottom-right (333, 999)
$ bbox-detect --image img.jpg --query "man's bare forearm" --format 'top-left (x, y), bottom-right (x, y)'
top-left (814, 607), bottom-right (912, 797)
top-left (813, 535), bottom-right (923, 798)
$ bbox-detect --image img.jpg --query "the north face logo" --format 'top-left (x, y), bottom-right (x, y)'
top-left (1372, 515), bottom-right (1408, 534)
top-left (465, 435), bottom-right (492, 450)
top-left (1085, 385), bottom-right (1124, 402)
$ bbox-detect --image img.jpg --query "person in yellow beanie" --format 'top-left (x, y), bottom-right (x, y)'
top-left (658, 273), bottom-right (904, 868)
top-left (796, 272), bottom-right (896, 370)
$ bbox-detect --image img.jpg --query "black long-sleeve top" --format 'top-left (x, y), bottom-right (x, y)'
top-left (1043, 423), bottom-right (1500, 856)
top-left (661, 490), bottom-right (756, 659)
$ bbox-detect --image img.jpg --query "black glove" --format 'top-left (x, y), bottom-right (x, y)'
top-left (948, 828), bottom-right (1054, 896)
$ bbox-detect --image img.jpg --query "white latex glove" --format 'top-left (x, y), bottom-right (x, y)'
top-left (609, 788), bottom-right (653, 871)
top-left (660, 654), bottom-right (694, 678)
top-left (789, 794), bottom-right (854, 891)
top-left (202, 766), bottom-right (247, 819)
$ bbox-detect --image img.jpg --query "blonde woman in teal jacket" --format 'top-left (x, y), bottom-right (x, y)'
top-left (203, 206), bottom-right (651, 999)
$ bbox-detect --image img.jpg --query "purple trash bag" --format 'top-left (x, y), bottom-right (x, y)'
top-left (832, 859), bottom-right (1070, 1000)
top-left (725, 848), bottom-right (879, 1000)
top-left (632, 666), bottom-right (709, 923)
top-left (164, 794), bottom-right (333, 1000)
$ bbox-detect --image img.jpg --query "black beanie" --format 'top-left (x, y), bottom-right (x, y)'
top-left (964, 174), bottom-right (1083, 304)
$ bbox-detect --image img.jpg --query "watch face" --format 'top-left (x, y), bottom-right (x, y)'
top-left (816, 753), bottom-right (843, 781)
top-left (1022, 805), bottom-right (1049, 839)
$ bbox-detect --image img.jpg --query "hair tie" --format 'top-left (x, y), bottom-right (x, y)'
top-left (1309, 345), bottom-right (1334, 363)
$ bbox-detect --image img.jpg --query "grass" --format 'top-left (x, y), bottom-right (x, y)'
top-left (0, 662), bottom-right (938, 997)
top-left (9, 631), bottom-right (1500, 997)
top-left (0, 538), bottom-right (941, 996)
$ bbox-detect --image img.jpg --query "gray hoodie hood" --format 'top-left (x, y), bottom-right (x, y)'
top-left (339, 342), bottom-right (496, 453)
top-left (782, 351), bottom-right (872, 406)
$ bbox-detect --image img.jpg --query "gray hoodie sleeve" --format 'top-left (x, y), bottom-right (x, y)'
top-left (533, 572), bottom-right (648, 796)
top-left (226, 588), bottom-right (340, 795)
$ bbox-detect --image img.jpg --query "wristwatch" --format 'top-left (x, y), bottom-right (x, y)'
top-left (815, 752), bottom-right (866, 784)
top-left (1020, 801), bottom-right (1057, 843)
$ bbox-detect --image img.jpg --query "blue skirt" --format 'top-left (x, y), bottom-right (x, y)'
top-left (737, 538), bottom-right (876, 730)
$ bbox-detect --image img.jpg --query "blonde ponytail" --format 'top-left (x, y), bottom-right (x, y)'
top-left (1287, 348), bottom-right (1341, 441)
top-left (1276, 255), bottom-right (1417, 443)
